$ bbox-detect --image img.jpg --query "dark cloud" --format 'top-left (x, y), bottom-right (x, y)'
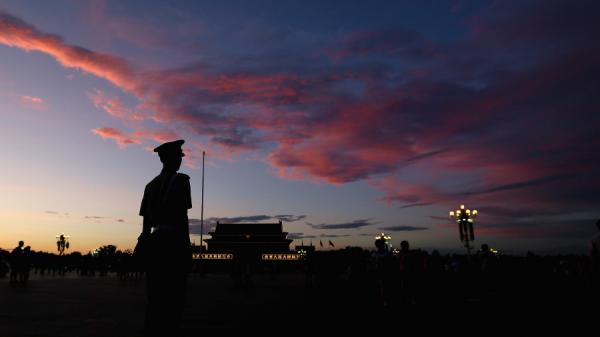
top-left (190, 214), bottom-right (306, 227)
top-left (211, 215), bottom-right (272, 223)
top-left (188, 219), bottom-right (203, 226)
top-left (477, 218), bottom-right (598, 240)
top-left (331, 28), bottom-right (438, 61)
top-left (307, 219), bottom-right (374, 230)
top-left (273, 214), bottom-right (307, 222)
top-left (319, 234), bottom-right (351, 238)
top-left (379, 226), bottom-right (428, 232)
top-left (463, 174), bottom-right (569, 196)
top-left (398, 202), bottom-right (433, 209)
top-left (286, 232), bottom-right (316, 240)
top-left (44, 210), bottom-right (70, 217)
top-left (476, 207), bottom-right (559, 219)
top-left (404, 149), bottom-right (450, 163)
top-left (188, 214), bottom-right (306, 235)
top-left (188, 220), bottom-right (215, 235)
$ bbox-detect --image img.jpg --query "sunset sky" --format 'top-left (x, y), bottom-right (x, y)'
top-left (1, 0), bottom-right (598, 254)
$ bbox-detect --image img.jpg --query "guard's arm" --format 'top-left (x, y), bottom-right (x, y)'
top-left (140, 185), bottom-right (152, 236)
top-left (142, 216), bottom-right (152, 236)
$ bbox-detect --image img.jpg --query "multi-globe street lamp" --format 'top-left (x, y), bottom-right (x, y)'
top-left (56, 233), bottom-right (70, 255)
top-left (375, 232), bottom-right (392, 252)
top-left (449, 205), bottom-right (478, 255)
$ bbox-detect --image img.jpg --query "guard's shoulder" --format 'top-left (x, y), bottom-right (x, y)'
top-left (177, 173), bottom-right (190, 180)
top-left (145, 175), bottom-right (162, 188)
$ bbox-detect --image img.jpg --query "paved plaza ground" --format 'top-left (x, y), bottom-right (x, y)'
top-left (1, 273), bottom-right (327, 336)
top-left (0, 271), bottom-right (594, 336)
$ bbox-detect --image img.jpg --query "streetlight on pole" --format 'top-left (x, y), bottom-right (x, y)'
top-left (374, 232), bottom-right (392, 253)
top-left (200, 151), bottom-right (205, 253)
top-left (56, 233), bottom-right (70, 255)
top-left (449, 205), bottom-right (478, 256)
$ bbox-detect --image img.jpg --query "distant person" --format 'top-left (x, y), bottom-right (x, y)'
top-left (478, 243), bottom-right (499, 296)
top-left (428, 250), bottom-right (444, 274)
top-left (20, 246), bottom-right (31, 283)
top-left (591, 220), bottom-right (600, 276)
top-left (0, 256), bottom-right (8, 278)
top-left (398, 240), bottom-right (420, 305)
top-left (478, 244), bottom-right (497, 272)
top-left (425, 250), bottom-right (445, 303)
top-left (372, 237), bottom-right (392, 308)
top-left (10, 241), bottom-right (24, 284)
top-left (138, 139), bottom-right (192, 335)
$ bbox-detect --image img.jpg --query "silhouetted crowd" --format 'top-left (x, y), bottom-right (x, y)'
top-left (303, 243), bottom-right (599, 312)
top-left (0, 243), bottom-right (143, 283)
top-left (1, 240), bottom-right (598, 310)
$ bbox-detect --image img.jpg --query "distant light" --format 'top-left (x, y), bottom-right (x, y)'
top-left (375, 232), bottom-right (391, 240)
top-left (449, 211), bottom-right (455, 217)
top-left (460, 205), bottom-right (465, 209)
top-left (262, 253), bottom-right (301, 261)
top-left (466, 209), bottom-right (471, 214)
top-left (473, 210), bottom-right (478, 215)
top-left (193, 253), bottom-right (234, 260)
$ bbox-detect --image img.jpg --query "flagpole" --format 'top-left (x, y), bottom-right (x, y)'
top-left (200, 151), bottom-right (205, 253)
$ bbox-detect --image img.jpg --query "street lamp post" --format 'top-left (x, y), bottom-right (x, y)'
top-left (449, 205), bottom-right (478, 256)
top-left (374, 233), bottom-right (392, 252)
top-left (56, 233), bottom-right (70, 255)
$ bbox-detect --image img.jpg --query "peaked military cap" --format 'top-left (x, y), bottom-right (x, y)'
top-left (153, 139), bottom-right (185, 157)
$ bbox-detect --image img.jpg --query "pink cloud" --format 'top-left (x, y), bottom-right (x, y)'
top-left (20, 95), bottom-right (47, 110)
top-left (132, 128), bottom-right (178, 144)
top-left (91, 126), bottom-right (181, 149)
top-left (91, 127), bottom-right (140, 148)
top-left (0, 11), bottom-right (138, 92)
top-left (2, 3), bottom-right (599, 243)
top-left (20, 95), bottom-right (43, 104)
top-left (88, 89), bottom-right (144, 120)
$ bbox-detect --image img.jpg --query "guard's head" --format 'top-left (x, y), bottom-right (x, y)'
top-left (18, 241), bottom-right (24, 247)
top-left (154, 139), bottom-right (185, 171)
top-left (400, 240), bottom-right (409, 251)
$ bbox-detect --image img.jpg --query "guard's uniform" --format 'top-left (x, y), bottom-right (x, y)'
top-left (139, 140), bottom-right (192, 334)
top-left (140, 171), bottom-right (192, 237)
